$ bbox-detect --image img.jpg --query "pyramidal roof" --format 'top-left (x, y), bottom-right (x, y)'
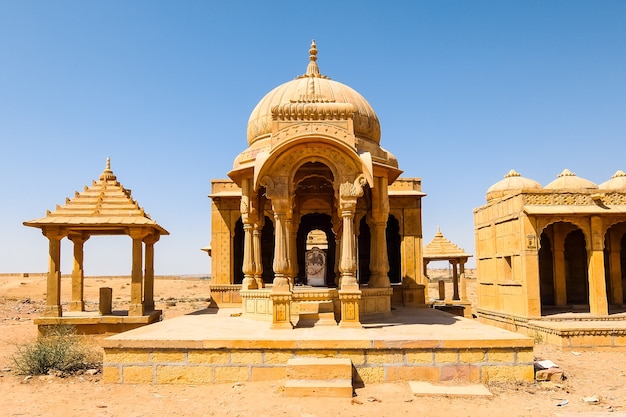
top-left (24, 158), bottom-right (168, 235)
top-left (423, 227), bottom-right (472, 260)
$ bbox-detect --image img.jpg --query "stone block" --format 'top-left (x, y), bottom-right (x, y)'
top-left (152, 351), bottom-right (185, 363)
top-left (214, 366), bottom-right (250, 383)
top-left (440, 365), bottom-right (480, 382)
top-left (123, 366), bottom-right (154, 383)
top-left (106, 349), bottom-right (150, 364)
top-left (435, 351), bottom-right (458, 364)
top-left (516, 349), bottom-right (534, 363)
top-left (250, 366), bottom-right (286, 381)
top-left (366, 351), bottom-right (403, 364)
top-left (263, 350), bottom-right (293, 364)
top-left (230, 350), bottom-right (263, 364)
top-left (157, 366), bottom-right (213, 384)
top-left (488, 349), bottom-right (516, 363)
top-left (405, 351), bottom-right (433, 364)
top-left (338, 350), bottom-right (366, 365)
top-left (535, 368), bottom-right (564, 382)
top-left (284, 380), bottom-right (353, 398)
top-left (355, 366), bottom-right (385, 383)
top-left (387, 366), bottom-right (439, 382)
top-left (188, 350), bottom-right (229, 364)
top-left (459, 349), bottom-right (486, 363)
top-left (481, 365), bottom-right (534, 382)
top-left (286, 358), bottom-right (352, 380)
top-left (102, 366), bottom-right (120, 383)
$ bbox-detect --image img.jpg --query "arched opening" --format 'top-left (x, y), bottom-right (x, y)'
top-left (539, 233), bottom-right (555, 307)
top-left (234, 215), bottom-right (274, 285)
top-left (387, 215), bottom-right (401, 284)
top-left (296, 213), bottom-right (336, 286)
top-left (565, 229), bottom-right (588, 307)
top-left (603, 223), bottom-right (626, 309)
top-left (358, 217), bottom-right (371, 285)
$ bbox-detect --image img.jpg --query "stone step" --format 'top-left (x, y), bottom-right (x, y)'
top-left (284, 379), bottom-right (353, 398)
top-left (284, 357), bottom-right (353, 397)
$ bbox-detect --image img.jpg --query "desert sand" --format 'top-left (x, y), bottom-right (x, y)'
top-left (1, 273), bottom-right (626, 417)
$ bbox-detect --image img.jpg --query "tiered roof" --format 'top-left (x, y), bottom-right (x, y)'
top-left (24, 158), bottom-right (168, 235)
top-left (423, 227), bottom-right (472, 261)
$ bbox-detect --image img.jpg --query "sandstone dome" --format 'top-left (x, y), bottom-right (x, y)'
top-left (599, 170), bottom-right (626, 190)
top-left (486, 169), bottom-right (542, 202)
top-left (544, 169), bottom-right (597, 190)
top-left (246, 41), bottom-right (381, 146)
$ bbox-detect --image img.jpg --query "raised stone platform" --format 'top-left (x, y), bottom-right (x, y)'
top-left (34, 310), bottom-right (162, 335)
top-left (102, 307), bottom-right (534, 385)
top-left (478, 308), bottom-right (626, 349)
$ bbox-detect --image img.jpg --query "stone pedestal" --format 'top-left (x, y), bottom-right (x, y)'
top-left (99, 287), bottom-right (113, 315)
top-left (270, 291), bottom-right (294, 329)
top-left (338, 289), bottom-right (362, 328)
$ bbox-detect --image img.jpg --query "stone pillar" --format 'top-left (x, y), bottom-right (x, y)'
top-left (338, 177), bottom-right (365, 328)
top-left (241, 222), bottom-right (257, 290)
top-left (333, 217), bottom-right (342, 287)
top-left (367, 176), bottom-right (390, 288)
top-left (43, 228), bottom-right (65, 317)
top-left (143, 234), bottom-right (159, 311)
top-left (451, 259), bottom-right (460, 301)
top-left (240, 179), bottom-right (257, 290)
top-left (68, 233), bottom-right (89, 312)
top-left (253, 221), bottom-right (264, 288)
top-left (608, 230), bottom-right (623, 305)
top-left (588, 217), bottom-right (608, 315)
top-left (262, 176), bottom-right (293, 329)
top-left (553, 228), bottom-right (567, 306)
top-left (129, 229), bottom-right (148, 316)
top-left (285, 210), bottom-right (297, 288)
top-left (459, 259), bottom-right (468, 302)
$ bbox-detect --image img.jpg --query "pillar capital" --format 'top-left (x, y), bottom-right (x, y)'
top-left (129, 228), bottom-right (151, 240)
top-left (42, 227), bottom-right (67, 240)
top-left (68, 232), bottom-right (90, 244)
top-left (143, 233), bottom-right (160, 245)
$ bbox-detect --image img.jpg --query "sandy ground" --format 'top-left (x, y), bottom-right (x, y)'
top-left (1, 274), bottom-right (626, 417)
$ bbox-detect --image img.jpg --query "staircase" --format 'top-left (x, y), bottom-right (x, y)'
top-left (284, 357), bottom-right (353, 397)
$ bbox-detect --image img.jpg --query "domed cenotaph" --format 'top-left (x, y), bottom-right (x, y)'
top-left (208, 41), bottom-right (427, 328)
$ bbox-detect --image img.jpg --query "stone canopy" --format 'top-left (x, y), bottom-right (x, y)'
top-left (24, 158), bottom-right (168, 323)
top-left (209, 41), bottom-right (428, 328)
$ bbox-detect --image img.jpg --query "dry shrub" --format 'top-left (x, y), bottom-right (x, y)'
top-left (12, 325), bottom-right (101, 376)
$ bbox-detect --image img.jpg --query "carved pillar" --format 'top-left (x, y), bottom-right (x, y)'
top-left (285, 209), bottom-right (297, 288)
top-left (43, 228), bottom-right (65, 317)
top-left (588, 217), bottom-right (608, 315)
top-left (68, 232), bottom-right (89, 312)
top-left (240, 178), bottom-right (257, 290)
top-left (253, 220), bottom-right (264, 288)
top-left (451, 259), bottom-right (460, 301)
top-left (143, 233), bottom-right (159, 311)
top-left (367, 176), bottom-right (390, 288)
top-left (333, 217), bottom-right (342, 287)
top-left (262, 176), bottom-right (293, 329)
top-left (129, 228), bottom-right (149, 316)
top-left (338, 176), bottom-right (365, 328)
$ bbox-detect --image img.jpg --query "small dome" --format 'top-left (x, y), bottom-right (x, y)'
top-left (486, 170), bottom-right (542, 201)
top-left (247, 41), bottom-right (381, 146)
top-left (544, 169), bottom-right (597, 190)
top-left (599, 170), bottom-right (626, 190)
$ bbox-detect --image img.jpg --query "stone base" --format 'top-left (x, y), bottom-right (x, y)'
top-left (102, 307), bottom-right (534, 385)
top-left (208, 284), bottom-right (242, 307)
top-left (35, 310), bottom-right (162, 336)
top-left (477, 308), bottom-right (626, 349)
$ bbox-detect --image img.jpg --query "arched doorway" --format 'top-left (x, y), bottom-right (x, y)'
top-left (296, 213), bottom-right (336, 286)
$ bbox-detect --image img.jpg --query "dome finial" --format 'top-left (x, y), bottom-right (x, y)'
top-left (305, 39), bottom-right (321, 77)
top-left (100, 156), bottom-right (116, 181)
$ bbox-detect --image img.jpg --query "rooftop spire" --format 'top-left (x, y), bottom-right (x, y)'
top-left (99, 156), bottom-right (117, 181)
top-left (305, 40), bottom-right (321, 77)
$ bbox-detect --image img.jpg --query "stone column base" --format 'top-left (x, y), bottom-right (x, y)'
top-left (42, 305), bottom-right (62, 317)
top-left (129, 303), bottom-right (145, 316)
top-left (338, 289), bottom-right (362, 328)
top-left (69, 300), bottom-right (85, 312)
top-left (270, 291), bottom-right (293, 329)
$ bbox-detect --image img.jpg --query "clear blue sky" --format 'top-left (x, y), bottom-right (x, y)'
top-left (1, 1), bottom-right (625, 276)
